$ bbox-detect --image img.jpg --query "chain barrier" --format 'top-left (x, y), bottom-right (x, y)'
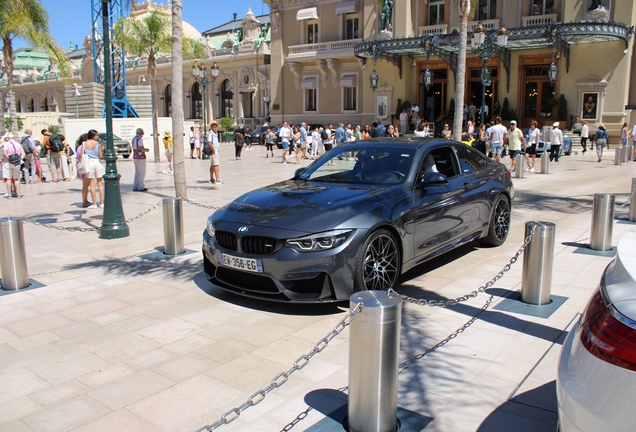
top-left (389, 225), bottom-right (535, 308)
top-left (195, 303), bottom-right (364, 432)
top-left (620, 196), bottom-right (632, 209)
top-left (182, 198), bottom-right (219, 210)
top-left (17, 200), bottom-right (165, 233)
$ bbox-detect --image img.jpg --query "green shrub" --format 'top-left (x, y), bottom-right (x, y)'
top-left (3, 116), bottom-right (23, 131)
top-left (47, 124), bottom-right (60, 134)
top-left (501, 97), bottom-right (518, 121)
top-left (219, 117), bottom-right (233, 131)
top-left (557, 94), bottom-right (568, 121)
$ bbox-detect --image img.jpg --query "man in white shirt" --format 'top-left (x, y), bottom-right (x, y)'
top-left (208, 122), bottom-right (222, 184)
top-left (480, 104), bottom-right (489, 122)
top-left (581, 121), bottom-right (589, 153)
top-left (279, 121), bottom-right (291, 164)
top-left (399, 109), bottom-right (409, 134)
top-left (488, 117), bottom-right (507, 162)
top-left (550, 122), bottom-right (563, 162)
top-left (188, 126), bottom-right (196, 159)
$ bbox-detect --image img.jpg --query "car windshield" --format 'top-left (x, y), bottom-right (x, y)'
top-left (298, 145), bottom-right (416, 185)
top-left (98, 133), bottom-right (122, 140)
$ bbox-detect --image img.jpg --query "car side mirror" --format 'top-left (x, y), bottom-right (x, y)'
top-left (418, 172), bottom-right (448, 187)
top-left (294, 167), bottom-right (306, 178)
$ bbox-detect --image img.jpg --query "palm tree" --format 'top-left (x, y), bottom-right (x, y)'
top-left (171, 0), bottom-right (186, 197)
top-left (452, 0), bottom-right (476, 141)
top-left (115, 10), bottom-right (172, 163)
top-left (0, 0), bottom-right (68, 135)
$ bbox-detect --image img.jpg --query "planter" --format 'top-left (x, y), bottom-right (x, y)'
top-left (222, 132), bottom-right (234, 143)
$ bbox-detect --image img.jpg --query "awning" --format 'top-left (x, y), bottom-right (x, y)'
top-left (336, 0), bottom-right (359, 14)
top-left (340, 74), bottom-right (357, 87)
top-left (301, 77), bottom-right (318, 89)
top-left (297, 7), bottom-right (318, 21)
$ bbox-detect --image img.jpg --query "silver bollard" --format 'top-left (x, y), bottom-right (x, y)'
top-left (515, 154), bottom-right (525, 179)
top-left (590, 193), bottom-right (615, 251)
top-left (632, 178), bottom-right (636, 194)
top-left (0, 217), bottom-right (29, 290)
top-left (624, 144), bottom-right (632, 163)
top-left (540, 153), bottom-right (550, 174)
top-left (163, 197), bottom-right (184, 255)
top-left (614, 146), bottom-right (623, 166)
top-left (521, 221), bottom-right (556, 305)
top-left (629, 190), bottom-right (636, 223)
top-left (348, 290), bottom-right (402, 432)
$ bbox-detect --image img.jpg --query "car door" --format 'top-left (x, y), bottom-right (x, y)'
top-left (453, 145), bottom-right (490, 233)
top-left (405, 145), bottom-right (475, 264)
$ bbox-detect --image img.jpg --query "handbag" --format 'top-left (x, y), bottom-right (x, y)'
top-left (202, 144), bottom-right (213, 156)
top-left (78, 144), bottom-right (89, 175)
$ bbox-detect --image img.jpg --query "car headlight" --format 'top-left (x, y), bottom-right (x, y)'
top-left (206, 218), bottom-right (215, 238)
top-left (286, 229), bottom-right (352, 252)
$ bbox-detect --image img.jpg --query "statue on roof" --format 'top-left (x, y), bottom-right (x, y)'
top-left (254, 22), bottom-right (270, 50)
top-left (231, 29), bottom-right (242, 56)
top-left (380, 0), bottom-right (393, 32)
top-left (588, 0), bottom-right (605, 11)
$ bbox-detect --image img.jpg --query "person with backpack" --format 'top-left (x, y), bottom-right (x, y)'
top-left (42, 129), bottom-right (61, 183)
top-left (593, 124), bottom-right (609, 163)
top-left (3, 132), bottom-right (25, 199)
top-left (19, 129), bottom-right (36, 184)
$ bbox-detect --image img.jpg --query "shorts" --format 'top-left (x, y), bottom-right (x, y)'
top-left (324, 143), bottom-right (333, 152)
top-left (210, 153), bottom-right (219, 166)
top-left (47, 152), bottom-right (61, 169)
top-left (491, 142), bottom-right (503, 155)
top-left (282, 139), bottom-right (290, 151)
top-left (2, 162), bottom-right (21, 180)
top-left (190, 142), bottom-right (195, 150)
top-left (300, 142), bottom-right (307, 149)
top-left (266, 143), bottom-right (273, 151)
top-left (621, 137), bottom-right (628, 146)
top-left (87, 157), bottom-right (104, 179)
top-left (526, 145), bottom-right (537, 155)
top-left (509, 150), bottom-right (520, 159)
top-left (165, 149), bottom-right (172, 156)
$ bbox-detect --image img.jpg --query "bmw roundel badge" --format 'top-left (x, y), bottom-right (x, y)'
top-left (238, 226), bottom-right (249, 233)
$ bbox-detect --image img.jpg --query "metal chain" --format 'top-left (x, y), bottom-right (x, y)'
top-left (389, 225), bottom-right (536, 307)
top-left (195, 303), bottom-right (364, 432)
top-left (124, 200), bottom-right (164, 223)
top-left (182, 197), bottom-right (219, 210)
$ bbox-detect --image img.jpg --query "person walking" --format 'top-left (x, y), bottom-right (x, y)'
top-left (194, 127), bottom-right (202, 159)
top-left (580, 121), bottom-right (589, 153)
top-left (311, 127), bottom-right (321, 158)
top-left (19, 129), bottom-right (36, 184)
top-left (265, 127), bottom-right (276, 158)
top-left (75, 134), bottom-right (92, 207)
top-left (83, 130), bottom-right (105, 207)
top-left (550, 122), bottom-right (563, 162)
top-left (489, 117), bottom-right (507, 163)
top-left (208, 122), bottom-right (222, 183)
top-left (3, 132), bottom-right (25, 199)
top-left (59, 135), bottom-right (72, 181)
top-left (335, 123), bottom-right (346, 147)
top-left (66, 139), bottom-right (77, 180)
top-left (163, 130), bottom-right (173, 174)
top-left (279, 121), bottom-right (291, 163)
top-left (234, 128), bottom-right (245, 161)
top-left (526, 120), bottom-right (540, 172)
top-left (131, 128), bottom-right (149, 191)
top-left (42, 129), bottom-right (60, 183)
top-left (593, 124), bottom-right (608, 162)
top-left (188, 126), bottom-right (196, 159)
top-left (504, 120), bottom-right (525, 173)
top-left (293, 125), bottom-right (302, 164)
top-left (621, 122), bottom-right (629, 149)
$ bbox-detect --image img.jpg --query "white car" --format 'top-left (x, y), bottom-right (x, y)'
top-left (557, 231), bottom-right (636, 432)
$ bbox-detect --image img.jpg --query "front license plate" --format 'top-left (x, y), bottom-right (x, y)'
top-left (220, 252), bottom-right (263, 273)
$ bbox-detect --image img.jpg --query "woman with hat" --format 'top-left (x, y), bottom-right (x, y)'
top-left (592, 124), bottom-right (608, 162)
top-left (163, 130), bottom-right (173, 174)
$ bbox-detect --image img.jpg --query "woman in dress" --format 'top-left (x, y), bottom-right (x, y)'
top-left (75, 134), bottom-right (92, 207)
top-left (293, 125), bottom-right (302, 164)
top-left (83, 130), bottom-right (105, 208)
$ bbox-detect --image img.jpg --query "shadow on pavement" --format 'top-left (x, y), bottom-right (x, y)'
top-left (513, 191), bottom-right (593, 214)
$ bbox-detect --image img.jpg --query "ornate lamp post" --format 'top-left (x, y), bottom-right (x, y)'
top-left (192, 62), bottom-right (219, 148)
top-left (369, 44), bottom-right (379, 91)
top-left (472, 24), bottom-right (508, 126)
top-left (263, 96), bottom-right (271, 125)
top-left (99, 0), bottom-right (129, 239)
top-left (73, 83), bottom-right (82, 118)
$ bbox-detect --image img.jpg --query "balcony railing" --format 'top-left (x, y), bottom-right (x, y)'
top-left (287, 39), bottom-right (361, 58)
top-left (522, 13), bottom-right (558, 27)
top-left (468, 19), bottom-right (500, 31)
top-left (419, 24), bottom-right (448, 36)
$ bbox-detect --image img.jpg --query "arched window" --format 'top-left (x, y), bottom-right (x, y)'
top-left (221, 79), bottom-right (233, 119)
top-left (29, 98), bottom-right (35, 112)
top-left (191, 82), bottom-right (202, 119)
top-left (164, 84), bottom-right (172, 117)
top-left (44, 97), bottom-right (49, 111)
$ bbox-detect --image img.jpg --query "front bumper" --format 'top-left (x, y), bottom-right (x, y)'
top-left (202, 228), bottom-right (366, 302)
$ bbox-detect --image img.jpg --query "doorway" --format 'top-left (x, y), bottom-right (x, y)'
top-left (521, 66), bottom-right (553, 128)
top-left (418, 68), bottom-right (447, 123)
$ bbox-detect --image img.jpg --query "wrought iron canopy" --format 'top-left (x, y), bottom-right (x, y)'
top-left (354, 21), bottom-right (633, 90)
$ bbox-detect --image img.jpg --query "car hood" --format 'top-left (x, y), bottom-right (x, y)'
top-left (215, 179), bottom-right (398, 232)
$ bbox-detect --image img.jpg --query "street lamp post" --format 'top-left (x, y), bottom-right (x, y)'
top-left (73, 83), bottom-right (82, 118)
top-left (472, 24), bottom-right (508, 126)
top-left (263, 96), bottom-right (271, 125)
top-left (99, 0), bottom-right (129, 239)
top-left (192, 62), bottom-right (219, 148)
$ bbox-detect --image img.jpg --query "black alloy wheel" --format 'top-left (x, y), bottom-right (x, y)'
top-left (355, 229), bottom-right (400, 291)
top-left (480, 195), bottom-right (510, 247)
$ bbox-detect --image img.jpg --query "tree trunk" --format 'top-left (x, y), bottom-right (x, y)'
top-left (148, 53), bottom-right (160, 163)
top-left (3, 38), bottom-right (18, 136)
top-left (171, 0), bottom-right (187, 198)
top-left (453, 1), bottom-right (470, 141)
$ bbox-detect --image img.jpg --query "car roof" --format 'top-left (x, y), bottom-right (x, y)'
top-left (342, 137), bottom-right (460, 149)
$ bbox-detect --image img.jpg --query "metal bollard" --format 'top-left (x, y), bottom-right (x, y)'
top-left (629, 178), bottom-right (636, 222)
top-left (348, 290), bottom-right (402, 432)
top-left (0, 218), bottom-right (29, 290)
top-left (614, 146), bottom-right (623, 166)
top-left (163, 197), bottom-right (184, 255)
top-left (540, 153), bottom-right (550, 174)
top-left (521, 221), bottom-right (556, 305)
top-left (515, 154), bottom-right (525, 179)
top-left (590, 193), bottom-right (615, 251)
top-left (624, 145), bottom-right (632, 163)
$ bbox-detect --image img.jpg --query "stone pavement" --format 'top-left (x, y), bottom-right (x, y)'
top-left (0, 143), bottom-right (635, 432)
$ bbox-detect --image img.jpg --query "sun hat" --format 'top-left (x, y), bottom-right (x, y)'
top-left (598, 123), bottom-right (605, 128)
top-left (553, 122), bottom-right (559, 128)
top-left (2, 132), bottom-right (13, 139)
top-left (164, 130), bottom-right (172, 137)
top-left (510, 120), bottom-right (517, 125)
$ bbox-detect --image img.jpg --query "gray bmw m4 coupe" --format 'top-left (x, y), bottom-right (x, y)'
top-left (203, 138), bottom-right (514, 302)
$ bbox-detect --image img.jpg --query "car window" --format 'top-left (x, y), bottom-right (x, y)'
top-left (421, 147), bottom-right (459, 178)
top-left (455, 146), bottom-right (486, 174)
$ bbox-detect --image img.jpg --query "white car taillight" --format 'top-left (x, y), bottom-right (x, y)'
top-left (580, 287), bottom-right (636, 372)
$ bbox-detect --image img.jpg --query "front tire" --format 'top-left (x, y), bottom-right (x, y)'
top-left (354, 229), bottom-right (401, 292)
top-left (480, 195), bottom-right (510, 247)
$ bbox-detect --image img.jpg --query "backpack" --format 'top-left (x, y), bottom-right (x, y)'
top-left (320, 130), bottom-right (328, 141)
top-left (49, 134), bottom-right (65, 153)
top-left (19, 135), bottom-right (32, 155)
